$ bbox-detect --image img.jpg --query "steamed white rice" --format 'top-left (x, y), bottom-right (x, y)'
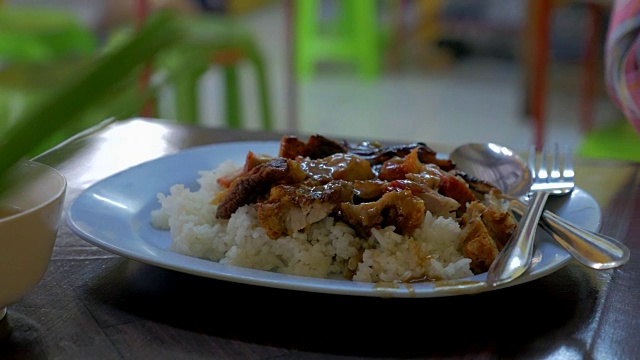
top-left (151, 160), bottom-right (475, 283)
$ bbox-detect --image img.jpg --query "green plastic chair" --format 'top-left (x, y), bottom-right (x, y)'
top-left (154, 14), bottom-right (272, 130)
top-left (112, 6), bottom-right (273, 130)
top-left (294, 0), bottom-right (381, 80)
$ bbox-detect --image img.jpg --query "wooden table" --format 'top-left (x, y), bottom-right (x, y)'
top-left (1, 118), bottom-right (638, 359)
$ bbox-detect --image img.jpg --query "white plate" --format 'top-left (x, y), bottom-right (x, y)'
top-left (66, 141), bottom-right (602, 298)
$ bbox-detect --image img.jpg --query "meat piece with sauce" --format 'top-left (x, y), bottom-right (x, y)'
top-left (299, 153), bottom-right (375, 184)
top-left (464, 200), bottom-right (517, 250)
top-left (352, 180), bottom-right (387, 201)
top-left (279, 135), bottom-right (455, 171)
top-left (216, 151), bottom-right (275, 188)
top-left (339, 189), bottom-right (426, 237)
top-left (460, 216), bottom-right (500, 274)
top-left (459, 200), bottom-right (517, 273)
top-left (256, 181), bottom-right (354, 239)
top-left (387, 178), bottom-right (460, 218)
top-left (348, 141), bottom-right (455, 170)
top-left (279, 135), bottom-right (349, 160)
top-left (437, 173), bottom-right (479, 215)
top-left (449, 169), bottom-right (501, 200)
top-left (215, 158), bottom-right (307, 219)
top-left (376, 148), bottom-right (476, 215)
top-left (214, 134), bottom-right (517, 280)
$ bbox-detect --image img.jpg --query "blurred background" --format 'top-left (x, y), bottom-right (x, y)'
top-left (0, 0), bottom-right (637, 159)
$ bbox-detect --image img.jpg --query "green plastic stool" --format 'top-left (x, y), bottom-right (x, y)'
top-left (102, 15), bottom-right (273, 130)
top-left (154, 14), bottom-right (273, 130)
top-left (294, 0), bottom-right (380, 80)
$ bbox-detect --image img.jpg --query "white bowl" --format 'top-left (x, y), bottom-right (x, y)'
top-left (0, 160), bottom-right (67, 320)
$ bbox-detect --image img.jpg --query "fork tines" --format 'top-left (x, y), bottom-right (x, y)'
top-left (529, 144), bottom-right (575, 194)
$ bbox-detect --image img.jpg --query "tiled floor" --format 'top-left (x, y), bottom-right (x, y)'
top-left (207, 1), bottom-right (622, 154)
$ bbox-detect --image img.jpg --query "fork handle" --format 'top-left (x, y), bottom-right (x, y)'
top-left (510, 200), bottom-right (630, 269)
top-left (486, 191), bottom-right (550, 286)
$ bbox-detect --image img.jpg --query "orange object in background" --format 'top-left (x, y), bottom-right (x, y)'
top-left (523, 0), bottom-right (609, 151)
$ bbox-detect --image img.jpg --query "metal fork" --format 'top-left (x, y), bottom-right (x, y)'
top-left (486, 144), bottom-right (575, 286)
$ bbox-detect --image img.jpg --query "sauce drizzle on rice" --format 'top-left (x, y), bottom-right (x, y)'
top-left (151, 135), bottom-right (518, 283)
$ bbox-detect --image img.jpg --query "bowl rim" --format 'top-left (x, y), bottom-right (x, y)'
top-left (0, 160), bottom-right (67, 223)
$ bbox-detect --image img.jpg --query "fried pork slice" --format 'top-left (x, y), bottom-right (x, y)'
top-left (414, 146), bottom-right (455, 171)
top-left (352, 180), bottom-right (386, 201)
top-left (466, 200), bottom-right (517, 249)
top-left (244, 151), bottom-right (275, 172)
top-left (351, 175), bottom-right (459, 218)
top-left (378, 147), bottom-right (449, 181)
top-left (256, 181), bottom-right (354, 239)
top-left (387, 178), bottom-right (460, 218)
top-left (279, 135), bottom-right (349, 159)
top-left (460, 216), bottom-right (500, 274)
top-left (449, 169), bottom-right (500, 200)
top-left (437, 172), bottom-right (479, 215)
top-left (215, 158), bottom-right (307, 219)
top-left (280, 134), bottom-right (455, 170)
top-left (347, 141), bottom-right (417, 165)
top-left (460, 201), bottom-right (517, 273)
top-left (216, 151), bottom-right (275, 188)
top-left (348, 141), bottom-right (455, 170)
top-left (339, 190), bottom-right (425, 237)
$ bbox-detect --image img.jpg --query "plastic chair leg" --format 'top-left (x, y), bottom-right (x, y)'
top-left (581, 3), bottom-right (603, 134)
top-left (173, 70), bottom-right (201, 124)
top-left (223, 65), bottom-right (241, 128)
top-left (169, 52), bottom-right (272, 130)
top-left (529, 0), bottom-right (551, 152)
top-left (294, 0), bottom-right (316, 79)
top-left (353, 0), bottom-right (379, 79)
top-left (224, 47), bottom-right (273, 130)
top-left (248, 48), bottom-right (273, 130)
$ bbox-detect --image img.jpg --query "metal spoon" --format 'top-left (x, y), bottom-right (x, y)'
top-left (449, 142), bottom-right (630, 271)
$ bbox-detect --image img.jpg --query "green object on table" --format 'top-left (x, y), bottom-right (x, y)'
top-left (577, 120), bottom-right (640, 162)
top-left (294, 0), bottom-right (381, 80)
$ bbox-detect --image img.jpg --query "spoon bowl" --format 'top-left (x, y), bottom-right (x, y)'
top-left (449, 142), bottom-right (532, 197)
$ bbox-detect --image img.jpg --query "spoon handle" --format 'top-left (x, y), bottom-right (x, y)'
top-left (510, 200), bottom-right (630, 269)
top-left (486, 192), bottom-right (550, 287)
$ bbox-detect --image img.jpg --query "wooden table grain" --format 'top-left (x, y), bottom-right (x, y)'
top-left (1, 118), bottom-right (638, 359)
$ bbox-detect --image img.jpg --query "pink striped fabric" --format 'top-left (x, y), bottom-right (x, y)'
top-left (606, 0), bottom-right (640, 133)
